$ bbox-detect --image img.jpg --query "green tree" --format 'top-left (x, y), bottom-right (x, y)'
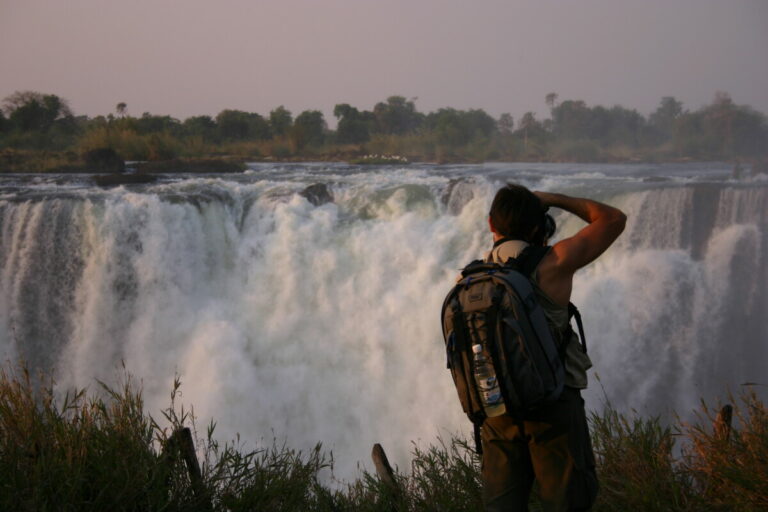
top-left (649, 96), bottom-right (683, 142)
top-left (584, 105), bottom-right (611, 140)
top-left (606, 106), bottom-right (644, 147)
top-left (1, 91), bottom-right (78, 149)
top-left (426, 108), bottom-right (497, 147)
top-left (372, 96), bottom-right (423, 135)
top-left (584, 105), bottom-right (645, 147)
top-left (519, 112), bottom-right (539, 149)
top-left (550, 100), bottom-right (590, 140)
top-left (697, 92), bottom-right (768, 158)
top-left (182, 115), bottom-right (218, 141)
top-left (429, 108), bottom-right (466, 146)
top-left (216, 110), bottom-right (249, 140)
top-left (498, 113), bottom-right (514, 134)
top-left (2, 91), bottom-right (73, 132)
top-left (549, 99), bottom-right (646, 147)
top-left (116, 102), bottom-right (127, 117)
top-left (333, 103), bottom-right (373, 144)
top-left (673, 111), bottom-right (705, 157)
top-left (291, 110), bottom-right (326, 149)
top-left (726, 105), bottom-right (768, 157)
top-left (215, 110), bottom-right (270, 141)
top-left (545, 92), bottom-right (558, 109)
top-left (134, 113), bottom-right (181, 135)
top-left (269, 106), bottom-right (293, 137)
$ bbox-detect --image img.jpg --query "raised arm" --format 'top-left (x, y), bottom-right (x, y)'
top-left (536, 191), bottom-right (626, 271)
top-left (534, 191), bottom-right (627, 304)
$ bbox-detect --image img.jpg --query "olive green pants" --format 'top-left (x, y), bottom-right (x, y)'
top-left (480, 387), bottom-right (598, 512)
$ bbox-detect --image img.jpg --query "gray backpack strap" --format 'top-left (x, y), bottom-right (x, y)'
top-left (569, 303), bottom-right (587, 354)
top-left (500, 270), bottom-right (565, 400)
top-left (516, 245), bottom-right (550, 277)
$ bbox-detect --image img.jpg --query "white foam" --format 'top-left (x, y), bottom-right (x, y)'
top-left (1, 167), bottom-right (766, 480)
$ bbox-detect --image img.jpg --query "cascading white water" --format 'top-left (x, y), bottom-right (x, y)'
top-left (1, 163), bottom-right (766, 479)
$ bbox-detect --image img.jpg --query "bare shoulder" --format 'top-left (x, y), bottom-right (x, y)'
top-left (528, 191), bottom-right (627, 305)
top-left (535, 248), bottom-right (573, 307)
top-left (536, 208), bottom-right (626, 305)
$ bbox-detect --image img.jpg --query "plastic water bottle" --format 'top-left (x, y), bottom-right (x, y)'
top-left (472, 343), bottom-right (506, 417)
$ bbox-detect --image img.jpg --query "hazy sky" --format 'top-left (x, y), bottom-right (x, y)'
top-left (1, 0), bottom-right (767, 125)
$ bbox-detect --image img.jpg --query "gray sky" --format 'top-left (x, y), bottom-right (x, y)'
top-left (1, 0), bottom-right (767, 125)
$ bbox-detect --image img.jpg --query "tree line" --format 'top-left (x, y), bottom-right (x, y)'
top-left (1, 90), bottom-right (766, 169)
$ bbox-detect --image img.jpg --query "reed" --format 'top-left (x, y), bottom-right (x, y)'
top-left (681, 391), bottom-right (768, 512)
top-left (0, 363), bottom-right (765, 511)
top-left (589, 403), bottom-right (699, 511)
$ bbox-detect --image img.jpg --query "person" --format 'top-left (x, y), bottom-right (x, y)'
top-left (480, 184), bottom-right (626, 511)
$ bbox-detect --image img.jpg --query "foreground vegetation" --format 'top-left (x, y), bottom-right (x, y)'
top-left (0, 365), bottom-right (765, 511)
top-left (1, 90), bottom-right (767, 172)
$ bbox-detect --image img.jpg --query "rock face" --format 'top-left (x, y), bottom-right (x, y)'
top-left (300, 183), bottom-right (334, 206)
top-left (93, 173), bottom-right (157, 187)
top-left (134, 159), bottom-right (245, 173)
top-left (83, 148), bottom-right (125, 173)
top-left (441, 178), bottom-right (475, 215)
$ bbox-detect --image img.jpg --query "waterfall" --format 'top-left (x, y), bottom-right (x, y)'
top-left (1, 164), bottom-right (765, 478)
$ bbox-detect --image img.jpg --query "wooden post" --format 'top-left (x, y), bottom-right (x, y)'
top-left (372, 443), bottom-right (398, 490)
top-left (163, 427), bottom-right (212, 510)
top-left (713, 404), bottom-right (733, 441)
top-left (372, 443), bottom-right (401, 511)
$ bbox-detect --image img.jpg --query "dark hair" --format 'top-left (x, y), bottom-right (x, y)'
top-left (489, 184), bottom-right (550, 244)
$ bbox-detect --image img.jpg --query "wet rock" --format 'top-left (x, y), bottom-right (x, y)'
top-left (93, 173), bottom-right (157, 187)
top-left (300, 183), bottom-right (334, 206)
top-left (83, 148), bottom-right (125, 173)
top-left (134, 158), bottom-right (245, 173)
top-left (441, 178), bottom-right (475, 215)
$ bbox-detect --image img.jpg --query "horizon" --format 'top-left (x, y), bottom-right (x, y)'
top-left (2, 0), bottom-right (767, 126)
top-left (4, 89), bottom-right (766, 127)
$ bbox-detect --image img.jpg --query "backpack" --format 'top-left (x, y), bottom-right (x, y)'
top-left (440, 246), bottom-right (586, 454)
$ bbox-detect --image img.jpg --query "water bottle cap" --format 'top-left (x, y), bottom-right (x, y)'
top-left (472, 344), bottom-right (482, 354)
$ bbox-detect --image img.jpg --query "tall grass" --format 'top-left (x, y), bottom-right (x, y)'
top-left (78, 126), bottom-right (152, 160)
top-left (682, 392), bottom-right (768, 511)
top-left (0, 148), bottom-right (82, 173)
top-left (590, 405), bottom-right (698, 510)
top-left (0, 366), bottom-right (169, 510)
top-left (0, 364), bottom-right (765, 511)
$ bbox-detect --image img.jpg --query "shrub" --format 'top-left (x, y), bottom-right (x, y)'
top-left (0, 366), bottom-right (170, 511)
top-left (553, 139), bottom-right (602, 162)
top-left (590, 405), bottom-right (698, 511)
top-left (1, 363), bottom-right (765, 511)
top-left (78, 126), bottom-right (150, 160)
top-left (682, 391), bottom-right (768, 511)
